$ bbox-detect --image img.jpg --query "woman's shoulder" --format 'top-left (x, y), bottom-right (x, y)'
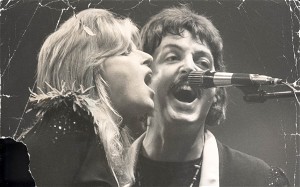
top-left (17, 89), bottom-right (112, 186)
top-left (19, 89), bottom-right (98, 142)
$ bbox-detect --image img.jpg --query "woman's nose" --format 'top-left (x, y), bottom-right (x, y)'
top-left (140, 51), bottom-right (153, 66)
top-left (142, 51), bottom-right (153, 63)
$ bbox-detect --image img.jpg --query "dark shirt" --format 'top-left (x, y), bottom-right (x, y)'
top-left (130, 134), bottom-right (290, 187)
top-left (19, 93), bottom-right (117, 186)
top-left (134, 154), bottom-right (202, 187)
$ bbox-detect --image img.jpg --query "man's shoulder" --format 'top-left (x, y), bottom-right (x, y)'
top-left (218, 141), bottom-right (270, 171)
top-left (217, 141), bottom-right (270, 186)
top-left (217, 141), bottom-right (289, 186)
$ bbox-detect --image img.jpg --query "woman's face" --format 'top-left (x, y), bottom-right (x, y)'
top-left (101, 44), bottom-right (154, 120)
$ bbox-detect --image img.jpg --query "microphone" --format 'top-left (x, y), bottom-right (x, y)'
top-left (188, 71), bottom-right (283, 88)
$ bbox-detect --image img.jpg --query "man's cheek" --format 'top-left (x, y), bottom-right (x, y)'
top-left (150, 70), bottom-right (163, 88)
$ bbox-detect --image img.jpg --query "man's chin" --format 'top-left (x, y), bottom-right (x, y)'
top-left (164, 102), bottom-right (201, 124)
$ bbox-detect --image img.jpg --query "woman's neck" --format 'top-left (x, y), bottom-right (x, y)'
top-left (122, 116), bottom-right (147, 139)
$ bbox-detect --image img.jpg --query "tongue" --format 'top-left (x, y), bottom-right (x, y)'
top-left (174, 90), bottom-right (196, 103)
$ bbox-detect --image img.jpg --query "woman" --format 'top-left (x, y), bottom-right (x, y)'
top-left (19, 8), bottom-right (154, 186)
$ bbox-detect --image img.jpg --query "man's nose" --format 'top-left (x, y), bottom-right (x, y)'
top-left (179, 57), bottom-right (197, 75)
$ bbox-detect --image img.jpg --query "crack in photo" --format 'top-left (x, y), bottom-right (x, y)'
top-left (1, 0), bottom-right (299, 186)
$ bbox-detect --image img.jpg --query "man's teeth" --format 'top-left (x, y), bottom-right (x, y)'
top-left (177, 85), bottom-right (192, 91)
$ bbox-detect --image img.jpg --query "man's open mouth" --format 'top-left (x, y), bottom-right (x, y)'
top-left (173, 84), bottom-right (197, 103)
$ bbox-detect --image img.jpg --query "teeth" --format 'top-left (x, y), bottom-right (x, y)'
top-left (181, 85), bottom-right (191, 90)
top-left (173, 83), bottom-right (198, 103)
top-left (176, 84), bottom-right (191, 92)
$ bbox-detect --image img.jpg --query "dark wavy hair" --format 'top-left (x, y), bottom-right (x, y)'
top-left (141, 6), bottom-right (227, 126)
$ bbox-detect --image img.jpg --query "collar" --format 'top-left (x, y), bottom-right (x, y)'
top-left (200, 130), bottom-right (219, 186)
top-left (128, 130), bottom-right (219, 187)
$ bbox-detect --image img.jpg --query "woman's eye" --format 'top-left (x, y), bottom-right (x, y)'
top-left (121, 50), bottom-right (130, 56)
top-left (121, 46), bottom-right (133, 56)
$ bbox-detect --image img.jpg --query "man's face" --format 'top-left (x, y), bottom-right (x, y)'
top-left (150, 30), bottom-right (216, 125)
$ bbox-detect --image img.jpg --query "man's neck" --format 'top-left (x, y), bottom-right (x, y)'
top-left (142, 117), bottom-right (205, 162)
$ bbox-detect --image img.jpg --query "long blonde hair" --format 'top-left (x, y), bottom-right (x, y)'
top-left (37, 8), bottom-right (139, 186)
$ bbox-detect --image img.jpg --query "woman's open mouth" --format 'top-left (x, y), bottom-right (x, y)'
top-left (144, 72), bottom-right (152, 86)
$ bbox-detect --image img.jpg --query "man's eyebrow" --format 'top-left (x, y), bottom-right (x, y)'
top-left (163, 43), bottom-right (211, 53)
top-left (194, 51), bottom-right (213, 60)
top-left (163, 44), bottom-right (213, 58)
top-left (162, 44), bottom-right (183, 51)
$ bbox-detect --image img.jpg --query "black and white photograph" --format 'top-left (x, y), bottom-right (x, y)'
top-left (1, 0), bottom-right (299, 186)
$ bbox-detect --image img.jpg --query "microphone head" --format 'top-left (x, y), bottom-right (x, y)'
top-left (188, 70), bottom-right (283, 88)
top-left (188, 71), bottom-right (207, 87)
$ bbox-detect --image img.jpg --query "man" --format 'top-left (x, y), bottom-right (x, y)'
top-left (128, 6), bottom-right (289, 186)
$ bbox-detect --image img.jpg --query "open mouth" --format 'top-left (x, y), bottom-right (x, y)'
top-left (144, 72), bottom-right (152, 86)
top-left (173, 85), bottom-right (197, 103)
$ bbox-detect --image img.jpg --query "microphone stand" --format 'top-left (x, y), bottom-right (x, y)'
top-left (237, 84), bottom-right (300, 103)
top-left (243, 90), bottom-right (300, 103)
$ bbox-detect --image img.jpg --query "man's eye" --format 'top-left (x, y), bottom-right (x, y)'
top-left (195, 59), bottom-right (211, 69)
top-left (165, 55), bottom-right (179, 62)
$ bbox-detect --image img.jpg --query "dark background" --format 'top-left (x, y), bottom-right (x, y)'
top-left (1, 0), bottom-right (299, 185)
